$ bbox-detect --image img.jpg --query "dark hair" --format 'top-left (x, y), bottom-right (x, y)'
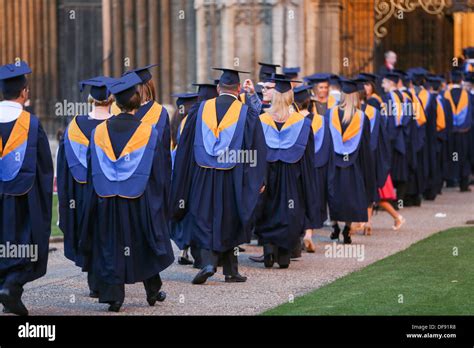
top-left (218, 82), bottom-right (240, 93)
top-left (295, 99), bottom-right (310, 112)
top-left (117, 91), bottom-right (141, 113)
top-left (451, 76), bottom-right (463, 84)
top-left (2, 89), bottom-right (23, 100)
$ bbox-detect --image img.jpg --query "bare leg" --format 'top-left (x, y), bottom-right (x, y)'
top-left (303, 229), bottom-right (316, 253)
top-left (379, 201), bottom-right (406, 230)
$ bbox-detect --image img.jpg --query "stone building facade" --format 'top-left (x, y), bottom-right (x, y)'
top-left (0, 0), bottom-right (473, 136)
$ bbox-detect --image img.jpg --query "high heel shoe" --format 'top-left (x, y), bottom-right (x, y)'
top-left (393, 215), bottom-right (406, 231)
top-left (363, 222), bottom-right (372, 236)
top-left (330, 224), bottom-right (341, 240)
top-left (342, 226), bottom-right (352, 244)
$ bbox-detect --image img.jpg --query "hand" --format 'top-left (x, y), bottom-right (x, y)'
top-left (243, 79), bottom-right (255, 95)
top-left (259, 185), bottom-right (266, 194)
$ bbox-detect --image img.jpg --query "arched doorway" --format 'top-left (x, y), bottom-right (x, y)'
top-left (375, 9), bottom-right (454, 74)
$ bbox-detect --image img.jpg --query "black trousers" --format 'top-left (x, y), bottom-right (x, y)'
top-left (98, 274), bottom-right (162, 304)
top-left (190, 245), bottom-right (202, 268)
top-left (200, 248), bottom-right (238, 276)
top-left (263, 244), bottom-right (290, 266)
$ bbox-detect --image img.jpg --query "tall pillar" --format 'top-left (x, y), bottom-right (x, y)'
top-left (453, 12), bottom-right (474, 58)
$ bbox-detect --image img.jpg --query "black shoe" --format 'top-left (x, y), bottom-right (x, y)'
top-left (0, 289), bottom-right (28, 316)
top-left (178, 256), bottom-right (194, 265)
top-left (342, 226), bottom-right (352, 244)
top-left (263, 244), bottom-right (276, 268)
top-left (2, 306), bottom-right (11, 313)
top-left (192, 265), bottom-right (216, 285)
top-left (279, 264), bottom-right (289, 269)
top-left (147, 291), bottom-right (166, 306)
top-left (192, 261), bottom-right (202, 269)
top-left (330, 224), bottom-right (341, 240)
top-left (225, 274), bottom-right (247, 283)
top-left (249, 254), bottom-right (264, 263)
top-left (108, 301), bottom-right (122, 312)
top-left (89, 290), bottom-right (99, 299)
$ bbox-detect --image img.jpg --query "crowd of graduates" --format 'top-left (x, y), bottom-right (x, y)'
top-left (0, 46), bottom-right (473, 315)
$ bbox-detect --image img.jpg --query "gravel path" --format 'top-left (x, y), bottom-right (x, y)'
top-left (3, 187), bottom-right (473, 316)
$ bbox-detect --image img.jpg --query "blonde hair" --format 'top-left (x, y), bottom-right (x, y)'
top-left (339, 92), bottom-right (360, 124)
top-left (88, 94), bottom-right (114, 107)
top-left (138, 80), bottom-right (156, 104)
top-left (267, 89), bottom-right (294, 122)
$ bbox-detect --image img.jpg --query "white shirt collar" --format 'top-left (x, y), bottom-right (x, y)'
top-left (0, 101), bottom-right (24, 123)
top-left (219, 93), bottom-right (238, 99)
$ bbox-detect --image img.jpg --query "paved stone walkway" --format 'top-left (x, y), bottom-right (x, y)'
top-left (2, 188), bottom-right (473, 316)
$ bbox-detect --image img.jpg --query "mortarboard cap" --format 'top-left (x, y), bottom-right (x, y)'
top-left (258, 62), bottom-right (280, 81)
top-left (383, 72), bottom-right (400, 84)
top-left (426, 76), bottom-right (443, 90)
top-left (293, 85), bottom-right (312, 104)
top-left (463, 47), bottom-right (474, 59)
top-left (79, 76), bottom-right (114, 101)
top-left (269, 73), bottom-right (300, 93)
top-left (283, 67), bottom-right (301, 79)
top-left (212, 67), bottom-right (249, 85)
top-left (107, 72), bottom-right (142, 106)
top-left (340, 78), bottom-right (359, 94)
top-left (171, 92), bottom-right (199, 108)
top-left (358, 72), bottom-right (378, 82)
top-left (450, 69), bottom-right (464, 81)
top-left (304, 73), bottom-right (330, 84)
top-left (193, 82), bottom-right (219, 101)
top-left (329, 74), bottom-right (340, 85)
top-left (0, 61), bottom-right (32, 94)
top-left (123, 64), bottom-right (158, 84)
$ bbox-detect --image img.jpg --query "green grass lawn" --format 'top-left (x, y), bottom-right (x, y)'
top-left (51, 194), bottom-right (63, 237)
top-left (264, 227), bottom-right (474, 315)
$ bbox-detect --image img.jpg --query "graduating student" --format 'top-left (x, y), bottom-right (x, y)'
top-left (381, 72), bottom-right (413, 206)
top-left (170, 92), bottom-right (198, 152)
top-left (294, 84), bottom-right (334, 252)
top-left (0, 61), bottom-right (53, 316)
top-left (283, 67), bottom-right (302, 88)
top-left (398, 70), bottom-right (427, 207)
top-left (170, 68), bottom-right (266, 284)
top-left (359, 73), bottom-right (383, 110)
top-left (305, 73), bottom-right (337, 116)
top-left (355, 76), bottom-right (391, 235)
top-left (79, 73), bottom-right (174, 312)
top-left (463, 47), bottom-right (474, 74)
top-left (327, 79), bottom-right (375, 244)
top-left (443, 69), bottom-right (473, 192)
top-left (254, 76), bottom-right (316, 268)
top-left (426, 76), bottom-right (452, 194)
top-left (169, 92), bottom-right (201, 267)
top-left (57, 76), bottom-right (114, 297)
top-left (255, 62), bottom-right (280, 101)
top-left (418, 74), bottom-right (444, 200)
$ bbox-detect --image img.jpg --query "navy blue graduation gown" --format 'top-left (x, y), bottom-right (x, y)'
top-left (254, 112), bottom-right (318, 251)
top-left (169, 96), bottom-right (267, 253)
top-left (308, 113), bottom-right (334, 228)
top-left (0, 112), bottom-right (53, 287)
top-left (403, 90), bottom-right (427, 198)
top-left (57, 116), bottom-right (104, 266)
top-left (419, 90), bottom-right (441, 198)
top-left (443, 88), bottom-right (473, 181)
top-left (383, 90), bottom-right (413, 184)
top-left (79, 113), bottom-right (174, 285)
top-left (327, 108), bottom-right (375, 222)
top-left (361, 103), bottom-right (391, 203)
